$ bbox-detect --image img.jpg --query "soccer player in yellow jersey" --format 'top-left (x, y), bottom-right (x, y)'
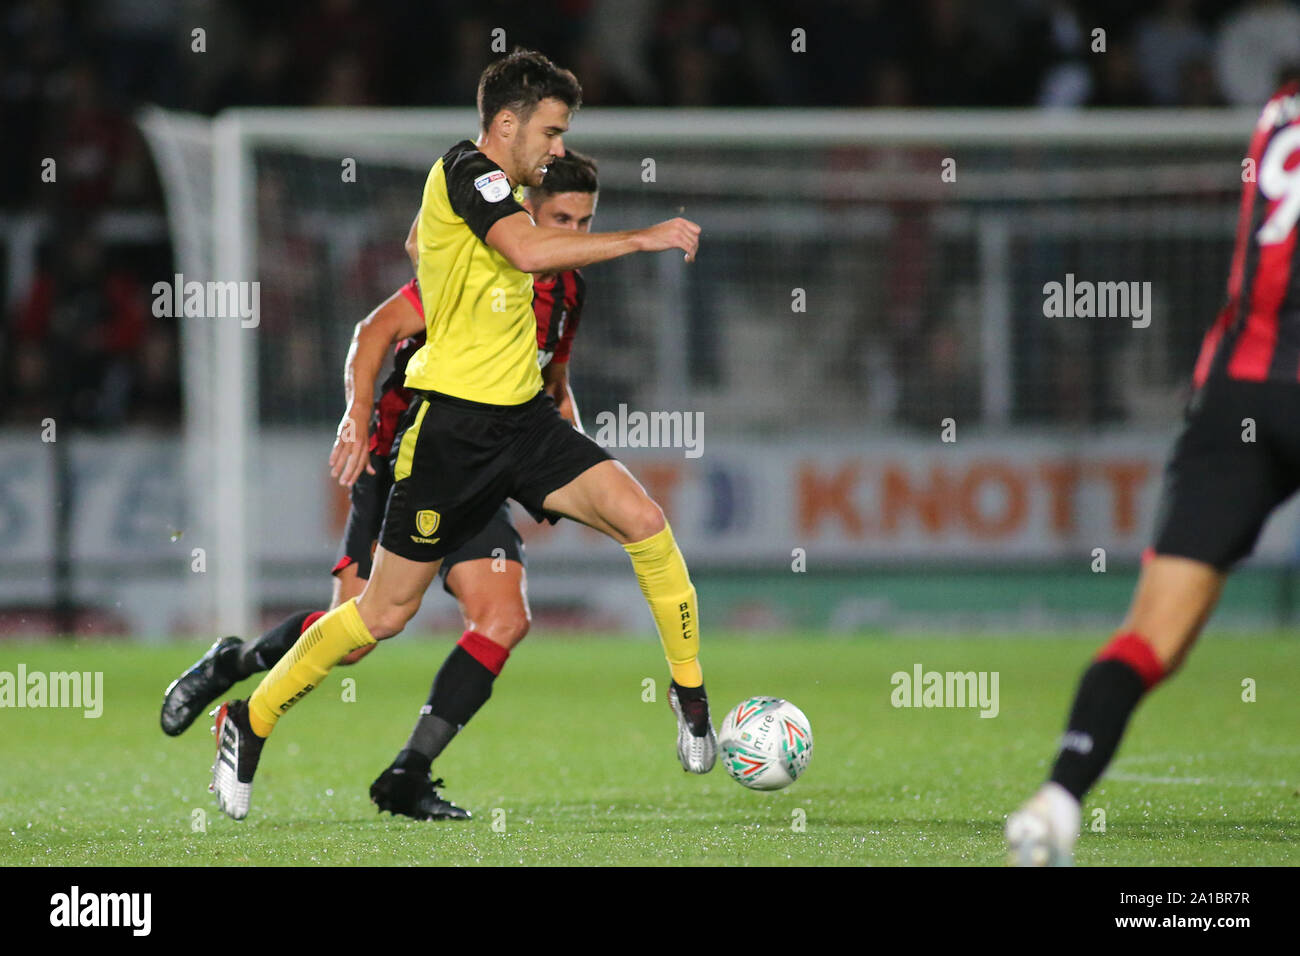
top-left (211, 50), bottom-right (711, 819)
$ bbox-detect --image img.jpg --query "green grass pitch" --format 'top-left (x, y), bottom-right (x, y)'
top-left (1, 634), bottom-right (1296, 866)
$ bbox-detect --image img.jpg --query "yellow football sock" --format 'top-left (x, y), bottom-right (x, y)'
top-left (247, 599), bottom-right (376, 737)
top-left (623, 522), bottom-right (703, 687)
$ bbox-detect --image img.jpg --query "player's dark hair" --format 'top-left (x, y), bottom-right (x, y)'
top-left (527, 149), bottom-right (599, 201)
top-left (477, 49), bottom-right (582, 132)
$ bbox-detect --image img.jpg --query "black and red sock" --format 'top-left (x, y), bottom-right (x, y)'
top-left (395, 630), bottom-right (510, 775)
top-left (1048, 631), bottom-right (1165, 801)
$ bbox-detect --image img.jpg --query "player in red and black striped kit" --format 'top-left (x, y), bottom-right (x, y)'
top-left (1008, 70), bottom-right (1300, 865)
top-left (162, 152), bottom-right (598, 820)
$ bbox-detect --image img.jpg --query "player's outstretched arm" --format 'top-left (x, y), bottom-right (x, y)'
top-left (487, 211), bottom-right (700, 274)
top-left (329, 287), bottom-right (425, 487)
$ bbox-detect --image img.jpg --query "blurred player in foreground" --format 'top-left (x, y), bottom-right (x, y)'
top-left (165, 153), bottom-right (603, 819)
top-left (210, 50), bottom-right (713, 819)
top-left (1007, 69), bottom-right (1300, 866)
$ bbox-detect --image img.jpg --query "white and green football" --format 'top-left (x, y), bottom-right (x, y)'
top-left (718, 697), bottom-right (813, 790)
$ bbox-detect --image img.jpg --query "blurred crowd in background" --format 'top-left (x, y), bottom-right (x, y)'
top-left (4, 0), bottom-right (1299, 427)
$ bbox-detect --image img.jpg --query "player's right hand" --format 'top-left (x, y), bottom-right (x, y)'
top-left (637, 217), bottom-right (701, 263)
top-left (329, 404), bottom-right (374, 487)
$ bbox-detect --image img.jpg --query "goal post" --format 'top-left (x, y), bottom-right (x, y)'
top-left (210, 113), bottom-right (257, 639)
top-left (137, 107), bottom-right (224, 636)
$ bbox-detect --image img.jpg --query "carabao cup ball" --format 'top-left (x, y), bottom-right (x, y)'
top-left (718, 697), bottom-right (813, 791)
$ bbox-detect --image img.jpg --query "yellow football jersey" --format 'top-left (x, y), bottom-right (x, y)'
top-left (404, 140), bottom-right (541, 405)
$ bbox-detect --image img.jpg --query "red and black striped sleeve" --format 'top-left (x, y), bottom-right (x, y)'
top-left (551, 269), bottom-right (585, 366)
top-left (1194, 81), bottom-right (1300, 385)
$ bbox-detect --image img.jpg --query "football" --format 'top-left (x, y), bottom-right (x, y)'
top-left (718, 697), bottom-right (814, 791)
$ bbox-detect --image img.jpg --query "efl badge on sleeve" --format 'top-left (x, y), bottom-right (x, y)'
top-left (474, 170), bottom-right (511, 203)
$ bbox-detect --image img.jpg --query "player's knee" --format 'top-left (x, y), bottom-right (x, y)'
top-left (361, 599), bottom-right (419, 640)
top-left (1125, 616), bottom-right (1201, 673)
top-left (479, 612), bottom-right (530, 649)
top-left (624, 497), bottom-right (666, 543)
top-left (486, 616), bottom-right (530, 647)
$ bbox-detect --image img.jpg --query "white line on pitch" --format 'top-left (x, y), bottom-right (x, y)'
top-left (1105, 772), bottom-right (1291, 787)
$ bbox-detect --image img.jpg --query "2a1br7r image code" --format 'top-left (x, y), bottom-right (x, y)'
top-left (1120, 892), bottom-right (1252, 906)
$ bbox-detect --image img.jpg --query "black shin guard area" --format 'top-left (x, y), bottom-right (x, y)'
top-left (427, 645), bottom-right (497, 729)
top-left (235, 610), bottom-right (315, 678)
top-left (1048, 659), bottom-right (1147, 802)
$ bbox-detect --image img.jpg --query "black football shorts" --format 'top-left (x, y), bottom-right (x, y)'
top-left (1152, 376), bottom-right (1300, 569)
top-left (332, 451), bottom-right (391, 580)
top-left (335, 454), bottom-right (526, 583)
top-left (435, 501), bottom-right (525, 593)
top-left (378, 388), bottom-right (611, 563)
